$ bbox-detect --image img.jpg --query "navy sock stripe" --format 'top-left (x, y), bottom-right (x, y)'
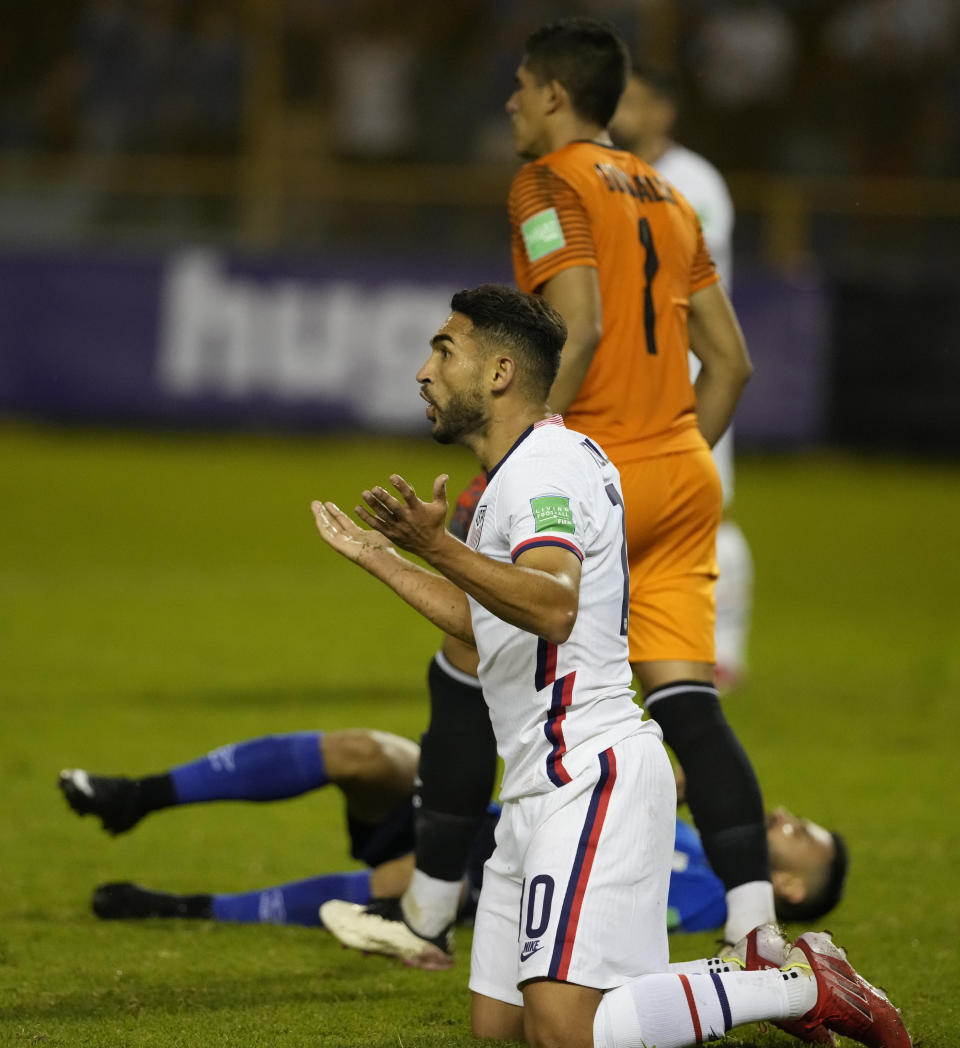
top-left (709, 971), bottom-right (733, 1032)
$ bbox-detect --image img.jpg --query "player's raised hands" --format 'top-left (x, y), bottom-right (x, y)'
top-left (311, 500), bottom-right (395, 565)
top-left (356, 473), bottom-right (449, 560)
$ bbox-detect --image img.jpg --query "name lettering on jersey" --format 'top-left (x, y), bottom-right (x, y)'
top-left (521, 207), bottom-right (566, 261)
top-left (469, 505), bottom-right (487, 548)
top-left (580, 437), bottom-right (609, 468)
top-left (593, 163), bottom-right (677, 206)
top-left (530, 495), bottom-right (575, 534)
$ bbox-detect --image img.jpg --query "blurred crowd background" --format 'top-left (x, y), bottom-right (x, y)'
top-left (1, 0), bottom-right (958, 452)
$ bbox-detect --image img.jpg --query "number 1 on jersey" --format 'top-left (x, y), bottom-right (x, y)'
top-left (638, 217), bottom-right (659, 355)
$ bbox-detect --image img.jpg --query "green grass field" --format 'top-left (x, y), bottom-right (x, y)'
top-left (2, 423), bottom-right (957, 1047)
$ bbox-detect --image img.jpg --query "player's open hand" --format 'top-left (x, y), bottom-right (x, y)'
top-left (311, 500), bottom-right (395, 565)
top-left (356, 473), bottom-right (449, 560)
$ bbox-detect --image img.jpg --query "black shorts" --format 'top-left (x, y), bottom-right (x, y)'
top-left (347, 799), bottom-right (416, 867)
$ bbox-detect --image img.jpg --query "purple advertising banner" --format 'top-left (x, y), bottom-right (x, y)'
top-left (0, 249), bottom-right (828, 444)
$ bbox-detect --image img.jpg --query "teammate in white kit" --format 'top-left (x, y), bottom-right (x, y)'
top-left (611, 64), bottom-right (753, 689)
top-left (310, 284), bottom-right (911, 1048)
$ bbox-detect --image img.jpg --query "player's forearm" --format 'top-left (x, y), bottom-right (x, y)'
top-left (354, 545), bottom-right (474, 644)
top-left (688, 282), bottom-right (752, 446)
top-left (542, 268), bottom-right (603, 414)
top-left (693, 364), bottom-right (750, 447)
top-left (424, 533), bottom-right (578, 644)
top-left (548, 333), bottom-right (598, 414)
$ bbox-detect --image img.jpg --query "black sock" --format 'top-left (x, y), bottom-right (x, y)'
top-left (136, 773), bottom-right (178, 815)
top-left (162, 891), bottom-right (214, 919)
top-left (93, 883), bottom-right (213, 920)
top-left (415, 655), bottom-right (497, 881)
top-left (645, 682), bottom-right (770, 890)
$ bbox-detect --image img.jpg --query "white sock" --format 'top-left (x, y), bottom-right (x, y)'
top-left (668, 956), bottom-right (739, 977)
top-left (593, 968), bottom-right (802, 1048)
top-left (724, 879), bottom-right (776, 944)
top-left (401, 868), bottom-right (462, 937)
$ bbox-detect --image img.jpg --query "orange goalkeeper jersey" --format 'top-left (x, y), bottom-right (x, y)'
top-left (509, 141), bottom-right (719, 463)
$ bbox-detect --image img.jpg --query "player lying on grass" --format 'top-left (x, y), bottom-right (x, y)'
top-left (59, 728), bottom-right (848, 933)
top-left (64, 284), bottom-right (909, 1048)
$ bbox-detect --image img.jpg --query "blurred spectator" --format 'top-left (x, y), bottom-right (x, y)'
top-left (0, 8), bottom-right (79, 150)
top-left (821, 0), bottom-right (958, 174)
top-left (178, 3), bottom-right (244, 154)
top-left (688, 0), bottom-right (798, 168)
top-left (78, 0), bottom-right (185, 153)
top-left (692, 0), bottom-right (796, 108)
top-left (328, 0), bottom-right (420, 161)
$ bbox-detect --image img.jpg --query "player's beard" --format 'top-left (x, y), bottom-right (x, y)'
top-left (430, 385), bottom-right (487, 445)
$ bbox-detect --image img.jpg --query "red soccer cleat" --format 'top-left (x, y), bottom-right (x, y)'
top-left (785, 932), bottom-right (912, 1048)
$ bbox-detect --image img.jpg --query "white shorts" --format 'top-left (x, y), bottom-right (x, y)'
top-left (468, 732), bottom-right (675, 1006)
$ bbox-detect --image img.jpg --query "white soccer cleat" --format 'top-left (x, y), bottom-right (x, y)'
top-left (721, 924), bottom-right (837, 1045)
top-left (319, 899), bottom-right (454, 971)
top-left (721, 922), bottom-right (791, 970)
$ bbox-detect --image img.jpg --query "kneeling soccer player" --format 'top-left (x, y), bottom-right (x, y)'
top-left (310, 284), bottom-right (909, 1048)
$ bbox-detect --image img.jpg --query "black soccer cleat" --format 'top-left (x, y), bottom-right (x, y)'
top-left (92, 882), bottom-right (212, 920)
top-left (58, 768), bottom-right (144, 835)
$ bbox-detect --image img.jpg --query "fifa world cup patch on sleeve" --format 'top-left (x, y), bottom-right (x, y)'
top-left (521, 208), bottom-right (566, 262)
top-left (530, 495), bottom-right (576, 534)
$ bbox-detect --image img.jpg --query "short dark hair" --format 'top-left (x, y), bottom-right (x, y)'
top-left (524, 18), bottom-right (629, 127)
top-left (775, 832), bottom-right (850, 923)
top-left (630, 63), bottom-right (681, 108)
top-left (450, 284), bottom-right (566, 399)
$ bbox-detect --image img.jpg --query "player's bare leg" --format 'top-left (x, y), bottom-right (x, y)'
top-left (521, 980), bottom-right (603, 1048)
top-left (471, 992), bottom-right (525, 1042)
top-left (634, 656), bottom-right (774, 944)
top-left (322, 729), bottom-right (419, 823)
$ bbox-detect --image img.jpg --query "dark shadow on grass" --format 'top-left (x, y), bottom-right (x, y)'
top-left (0, 969), bottom-right (412, 1022)
top-left (132, 684), bottom-right (426, 710)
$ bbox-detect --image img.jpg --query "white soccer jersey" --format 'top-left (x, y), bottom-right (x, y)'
top-left (654, 143), bottom-right (736, 504)
top-left (465, 416), bottom-right (657, 802)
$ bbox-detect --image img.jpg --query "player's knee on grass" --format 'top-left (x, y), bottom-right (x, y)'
top-left (521, 981), bottom-right (603, 1048)
top-left (471, 993), bottom-right (524, 1042)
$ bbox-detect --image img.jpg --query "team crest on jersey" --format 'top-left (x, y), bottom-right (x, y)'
top-left (530, 495), bottom-right (575, 534)
top-left (469, 505), bottom-right (487, 548)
